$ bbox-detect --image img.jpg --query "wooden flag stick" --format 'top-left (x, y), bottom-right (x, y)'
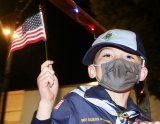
top-left (39, 2), bottom-right (49, 60)
top-left (44, 40), bottom-right (48, 60)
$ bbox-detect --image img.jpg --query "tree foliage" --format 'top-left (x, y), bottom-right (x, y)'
top-left (89, 0), bottom-right (160, 99)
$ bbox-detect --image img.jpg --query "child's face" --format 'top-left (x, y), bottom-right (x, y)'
top-left (93, 47), bottom-right (142, 81)
top-left (94, 47), bottom-right (141, 65)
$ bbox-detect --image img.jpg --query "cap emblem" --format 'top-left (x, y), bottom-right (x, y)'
top-left (102, 32), bottom-right (112, 41)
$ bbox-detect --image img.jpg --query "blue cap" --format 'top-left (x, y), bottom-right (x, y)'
top-left (83, 29), bottom-right (146, 65)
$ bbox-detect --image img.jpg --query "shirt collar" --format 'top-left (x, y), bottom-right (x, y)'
top-left (84, 85), bottom-right (110, 100)
top-left (84, 85), bottom-right (145, 113)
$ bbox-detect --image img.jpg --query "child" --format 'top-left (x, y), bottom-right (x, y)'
top-left (32, 29), bottom-right (160, 124)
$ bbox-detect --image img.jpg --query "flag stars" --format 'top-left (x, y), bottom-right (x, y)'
top-left (22, 13), bottom-right (43, 33)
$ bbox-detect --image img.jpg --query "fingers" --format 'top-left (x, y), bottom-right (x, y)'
top-left (38, 71), bottom-right (54, 87)
top-left (39, 65), bottom-right (55, 78)
top-left (41, 60), bottom-right (54, 71)
top-left (38, 60), bottom-right (57, 88)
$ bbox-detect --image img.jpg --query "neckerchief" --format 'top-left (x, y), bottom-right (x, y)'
top-left (71, 86), bottom-right (139, 124)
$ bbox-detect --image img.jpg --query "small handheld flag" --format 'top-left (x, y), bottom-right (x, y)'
top-left (8, 12), bottom-right (46, 56)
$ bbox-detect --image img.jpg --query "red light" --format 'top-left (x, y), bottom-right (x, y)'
top-left (89, 24), bottom-right (95, 31)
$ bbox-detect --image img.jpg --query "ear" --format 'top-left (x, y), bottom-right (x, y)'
top-left (139, 66), bottom-right (148, 81)
top-left (88, 65), bottom-right (96, 79)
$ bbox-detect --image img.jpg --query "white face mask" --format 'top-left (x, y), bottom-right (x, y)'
top-left (94, 59), bottom-right (142, 92)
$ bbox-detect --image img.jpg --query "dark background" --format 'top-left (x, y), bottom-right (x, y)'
top-left (0, 0), bottom-right (95, 91)
top-left (0, 0), bottom-right (160, 100)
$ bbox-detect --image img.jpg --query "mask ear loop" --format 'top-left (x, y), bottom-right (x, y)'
top-left (93, 64), bottom-right (101, 67)
top-left (137, 57), bottom-right (151, 118)
top-left (140, 56), bottom-right (145, 67)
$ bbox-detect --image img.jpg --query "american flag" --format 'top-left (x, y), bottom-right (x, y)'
top-left (9, 12), bottom-right (46, 55)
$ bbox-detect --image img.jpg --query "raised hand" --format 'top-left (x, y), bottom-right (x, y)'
top-left (36, 60), bottom-right (59, 120)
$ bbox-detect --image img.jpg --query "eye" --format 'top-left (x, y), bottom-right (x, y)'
top-left (95, 48), bottom-right (114, 63)
top-left (126, 55), bottom-right (135, 62)
top-left (101, 52), bottom-right (114, 62)
top-left (126, 55), bottom-right (134, 59)
top-left (102, 53), bottom-right (111, 58)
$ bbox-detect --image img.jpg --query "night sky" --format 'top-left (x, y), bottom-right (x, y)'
top-left (0, 0), bottom-right (95, 91)
top-left (1, 0), bottom-right (160, 96)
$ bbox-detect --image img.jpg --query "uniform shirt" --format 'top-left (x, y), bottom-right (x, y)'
top-left (31, 85), bottom-right (151, 124)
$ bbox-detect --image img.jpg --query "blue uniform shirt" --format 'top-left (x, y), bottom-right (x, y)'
top-left (31, 86), bottom-right (151, 124)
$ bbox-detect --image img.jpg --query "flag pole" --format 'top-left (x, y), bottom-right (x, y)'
top-left (39, 2), bottom-right (48, 60)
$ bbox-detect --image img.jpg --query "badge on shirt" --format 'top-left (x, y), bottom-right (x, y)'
top-left (54, 99), bottom-right (64, 109)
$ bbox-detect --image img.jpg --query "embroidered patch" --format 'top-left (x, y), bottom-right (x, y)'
top-left (54, 99), bottom-right (64, 109)
top-left (102, 31), bottom-right (112, 41)
top-left (81, 117), bottom-right (112, 124)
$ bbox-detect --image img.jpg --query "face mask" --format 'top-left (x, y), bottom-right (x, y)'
top-left (94, 59), bottom-right (142, 92)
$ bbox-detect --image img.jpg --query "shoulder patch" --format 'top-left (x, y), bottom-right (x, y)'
top-left (54, 99), bottom-right (64, 109)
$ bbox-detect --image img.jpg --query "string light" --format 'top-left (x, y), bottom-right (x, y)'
top-left (71, 0), bottom-right (79, 14)
top-left (70, 0), bottom-right (97, 39)
top-left (73, 6), bottom-right (79, 13)
top-left (89, 24), bottom-right (95, 31)
top-left (88, 24), bottom-right (96, 39)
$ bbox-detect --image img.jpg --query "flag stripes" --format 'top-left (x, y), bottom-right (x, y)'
top-left (9, 12), bottom-right (46, 55)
